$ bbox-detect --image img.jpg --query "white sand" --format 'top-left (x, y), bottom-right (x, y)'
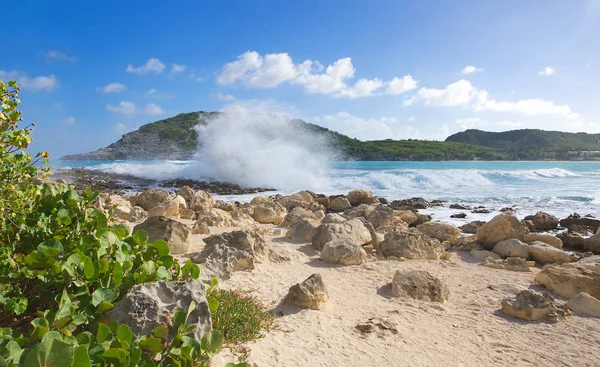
top-left (175, 225), bottom-right (600, 367)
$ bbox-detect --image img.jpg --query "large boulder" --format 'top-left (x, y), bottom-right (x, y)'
top-left (559, 214), bottom-right (600, 233)
top-left (284, 274), bottom-right (329, 310)
top-left (380, 229), bottom-right (445, 260)
top-left (476, 214), bottom-right (527, 250)
top-left (528, 242), bottom-right (575, 265)
top-left (390, 197), bottom-right (430, 209)
top-left (366, 205), bottom-right (394, 228)
top-left (557, 231), bottom-right (585, 249)
top-left (566, 292), bottom-right (600, 317)
top-left (128, 206), bottom-right (148, 222)
top-left (189, 190), bottom-right (214, 214)
top-left (482, 257), bottom-right (535, 272)
top-left (192, 230), bottom-right (266, 280)
top-left (320, 239), bottom-right (367, 266)
top-left (195, 208), bottom-right (233, 227)
top-left (501, 290), bottom-right (569, 322)
top-left (107, 194), bottom-right (132, 221)
top-left (176, 186), bottom-right (196, 206)
top-left (133, 216), bottom-right (191, 254)
top-left (535, 256), bottom-right (600, 299)
top-left (110, 280), bottom-right (211, 341)
top-left (524, 233), bottom-right (563, 249)
top-left (416, 222), bottom-right (461, 242)
top-left (492, 239), bottom-right (530, 259)
top-left (321, 213), bottom-right (347, 224)
top-left (523, 211), bottom-right (559, 231)
top-left (347, 189), bottom-right (373, 206)
top-left (131, 188), bottom-right (171, 211)
top-left (344, 204), bottom-right (375, 219)
top-left (329, 197), bottom-right (352, 212)
top-left (282, 207), bottom-right (319, 227)
top-left (288, 219), bottom-right (318, 242)
top-left (583, 230), bottom-right (600, 254)
top-left (252, 201), bottom-right (287, 225)
top-left (391, 270), bottom-right (449, 302)
top-left (395, 210), bottom-right (418, 226)
top-left (311, 218), bottom-right (371, 251)
top-left (460, 220), bottom-right (486, 234)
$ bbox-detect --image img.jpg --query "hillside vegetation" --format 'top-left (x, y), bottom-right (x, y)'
top-left (63, 113), bottom-right (600, 161)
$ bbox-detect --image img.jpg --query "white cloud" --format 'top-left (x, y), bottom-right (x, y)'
top-left (171, 64), bottom-right (186, 74)
top-left (144, 88), bottom-right (174, 99)
top-left (462, 65), bottom-right (483, 74)
top-left (107, 101), bottom-right (136, 115)
top-left (217, 51), bottom-right (417, 98)
top-left (126, 58), bottom-right (165, 74)
top-left (405, 79), bottom-right (578, 119)
top-left (538, 67), bottom-right (556, 76)
top-left (97, 82), bottom-right (125, 93)
top-left (217, 92), bottom-right (236, 101)
top-left (43, 50), bottom-right (76, 62)
top-left (312, 112), bottom-right (398, 140)
top-left (144, 103), bottom-right (165, 116)
top-left (454, 117), bottom-right (485, 130)
top-left (147, 88), bottom-right (157, 95)
top-left (407, 115), bottom-right (416, 122)
top-left (0, 70), bottom-right (59, 92)
top-left (62, 116), bottom-right (76, 125)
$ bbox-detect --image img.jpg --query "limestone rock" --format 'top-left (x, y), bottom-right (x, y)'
top-left (524, 233), bottom-right (563, 249)
top-left (448, 235), bottom-right (482, 252)
top-left (355, 317), bottom-right (398, 335)
top-left (107, 195), bottom-right (132, 220)
top-left (110, 280), bottom-right (211, 341)
top-left (492, 239), bottom-right (530, 259)
top-left (501, 290), bottom-right (569, 322)
top-left (559, 214), bottom-right (600, 233)
top-left (566, 292), bottom-right (600, 317)
top-left (460, 221), bottom-right (486, 234)
top-left (164, 198), bottom-right (181, 217)
top-left (481, 257), bottom-right (535, 272)
top-left (128, 206), bottom-right (148, 222)
top-left (367, 205), bottom-right (394, 228)
top-left (320, 239), bottom-right (367, 265)
top-left (488, 283), bottom-right (528, 295)
top-left (289, 219), bottom-right (318, 242)
top-left (148, 204), bottom-right (167, 218)
top-left (417, 222), bottom-right (461, 242)
top-left (252, 201), bottom-right (287, 225)
top-left (390, 197), bottom-right (430, 210)
top-left (395, 210), bottom-right (418, 226)
top-left (283, 206), bottom-right (319, 227)
top-left (133, 216), bottom-right (191, 254)
top-left (131, 188), bottom-right (171, 211)
top-left (391, 270), bottom-right (449, 302)
top-left (192, 222), bottom-right (210, 235)
top-left (347, 189), bottom-right (373, 206)
top-left (176, 186), bottom-right (196, 206)
top-left (196, 208), bottom-right (233, 227)
top-left (180, 208), bottom-right (196, 220)
top-left (529, 242), bottom-right (575, 265)
top-left (189, 190), bottom-right (214, 214)
top-left (284, 274), bottom-right (328, 310)
top-left (583, 230), bottom-right (600, 254)
top-left (557, 231), bottom-right (584, 249)
top-left (523, 211), bottom-right (559, 231)
top-left (471, 249), bottom-right (501, 261)
top-left (312, 218), bottom-right (371, 251)
top-left (476, 214), bottom-right (527, 249)
top-left (321, 213), bottom-right (347, 224)
top-left (535, 256), bottom-right (600, 299)
top-left (344, 204), bottom-right (374, 220)
top-left (380, 229), bottom-right (444, 260)
top-left (329, 197), bottom-right (352, 212)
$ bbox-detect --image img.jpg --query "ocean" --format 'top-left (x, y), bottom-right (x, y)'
top-left (55, 160), bottom-right (600, 226)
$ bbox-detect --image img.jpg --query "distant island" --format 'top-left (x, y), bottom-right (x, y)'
top-left (61, 111), bottom-right (600, 161)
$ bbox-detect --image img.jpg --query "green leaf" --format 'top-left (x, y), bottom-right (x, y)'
top-left (173, 310), bottom-right (186, 333)
top-left (99, 231), bottom-right (117, 247)
top-left (139, 336), bottom-right (164, 354)
top-left (37, 239), bottom-right (64, 258)
top-left (0, 356), bottom-right (7, 367)
top-left (96, 301), bottom-right (115, 314)
top-left (73, 345), bottom-right (91, 367)
top-left (102, 348), bottom-right (128, 364)
top-left (151, 240), bottom-right (170, 256)
top-left (63, 189), bottom-right (82, 207)
top-left (190, 264), bottom-right (200, 279)
top-left (41, 331), bottom-right (62, 344)
top-left (208, 297), bottom-right (219, 313)
top-left (112, 262), bottom-right (123, 287)
top-left (96, 324), bottom-right (111, 343)
top-left (56, 208), bottom-right (72, 225)
top-left (23, 337), bottom-right (74, 367)
top-left (132, 230), bottom-right (149, 245)
top-left (200, 331), bottom-right (224, 357)
top-left (91, 288), bottom-right (117, 307)
top-left (116, 324), bottom-right (133, 346)
top-left (156, 266), bottom-right (172, 280)
top-left (54, 289), bottom-right (71, 322)
top-left (153, 324), bottom-right (169, 341)
top-left (83, 256), bottom-right (96, 280)
top-left (112, 223), bottom-right (130, 239)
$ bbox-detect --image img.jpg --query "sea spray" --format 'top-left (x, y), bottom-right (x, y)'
top-left (186, 104), bottom-right (337, 191)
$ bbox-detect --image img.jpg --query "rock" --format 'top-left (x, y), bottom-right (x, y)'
top-left (283, 207), bottom-right (318, 227)
top-left (524, 233), bottom-right (563, 249)
top-left (460, 221), bottom-right (486, 234)
top-left (133, 216), bottom-right (191, 254)
top-left (529, 242), bottom-right (575, 265)
top-left (230, 213), bottom-right (257, 228)
top-left (320, 239), bottom-right (367, 265)
top-left (347, 189), bottom-right (373, 206)
top-left (366, 205), bottom-right (394, 228)
top-left (192, 222), bottom-right (210, 235)
top-left (481, 257), bottom-right (535, 272)
top-left (329, 197), bottom-right (352, 212)
top-left (395, 210), bottom-right (418, 226)
top-left (189, 190), bottom-right (214, 214)
top-left (148, 204), bottom-right (167, 217)
top-left (321, 213), bottom-right (347, 224)
top-left (107, 194), bottom-right (132, 220)
top-left (344, 204), bottom-right (374, 219)
top-left (176, 186), bottom-right (196, 206)
top-left (501, 290), bottom-right (569, 322)
top-left (416, 222), bottom-right (461, 242)
top-left (288, 219), bottom-right (318, 242)
top-left (449, 203), bottom-right (470, 210)
top-left (315, 196), bottom-right (330, 209)
top-left (312, 218), bottom-right (372, 251)
top-left (196, 208), bottom-right (233, 227)
top-left (252, 201), bottom-right (287, 225)
top-left (110, 280), bottom-right (211, 341)
top-left (391, 270), bottom-right (449, 302)
top-left (450, 213), bottom-right (467, 219)
top-left (355, 317), bottom-right (398, 335)
top-left (492, 239), bottom-right (530, 259)
top-left (535, 256), bottom-right (600, 299)
top-left (521, 220), bottom-right (536, 232)
top-left (488, 283), bottom-right (528, 295)
top-left (412, 213), bottom-right (432, 226)
top-left (131, 188), bottom-right (171, 211)
top-left (448, 235), bottom-right (482, 251)
top-left (567, 224), bottom-right (594, 236)
top-left (471, 249), bottom-right (501, 261)
top-left (128, 206), bottom-right (148, 222)
top-left (472, 208), bottom-right (492, 214)
top-left (164, 198), bottom-right (181, 217)
top-left (192, 230), bottom-right (266, 279)
top-left (380, 229), bottom-right (445, 260)
top-left (559, 214), bottom-right (600, 233)
top-left (557, 231), bottom-right (585, 249)
top-left (180, 208), bottom-right (196, 220)
top-left (500, 207), bottom-right (518, 215)
top-left (566, 292), bottom-right (600, 317)
top-left (284, 274), bottom-right (329, 310)
top-left (524, 211), bottom-right (559, 231)
top-left (391, 197), bottom-right (431, 210)
top-left (583, 230), bottom-right (600, 254)
top-left (476, 214), bottom-right (527, 250)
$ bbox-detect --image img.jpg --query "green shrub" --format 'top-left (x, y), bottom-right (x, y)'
top-left (211, 290), bottom-right (276, 346)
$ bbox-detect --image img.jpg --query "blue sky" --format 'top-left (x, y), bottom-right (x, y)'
top-left (2, 0), bottom-right (599, 158)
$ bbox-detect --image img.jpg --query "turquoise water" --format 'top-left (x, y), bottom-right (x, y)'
top-left (55, 160), bottom-right (600, 222)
